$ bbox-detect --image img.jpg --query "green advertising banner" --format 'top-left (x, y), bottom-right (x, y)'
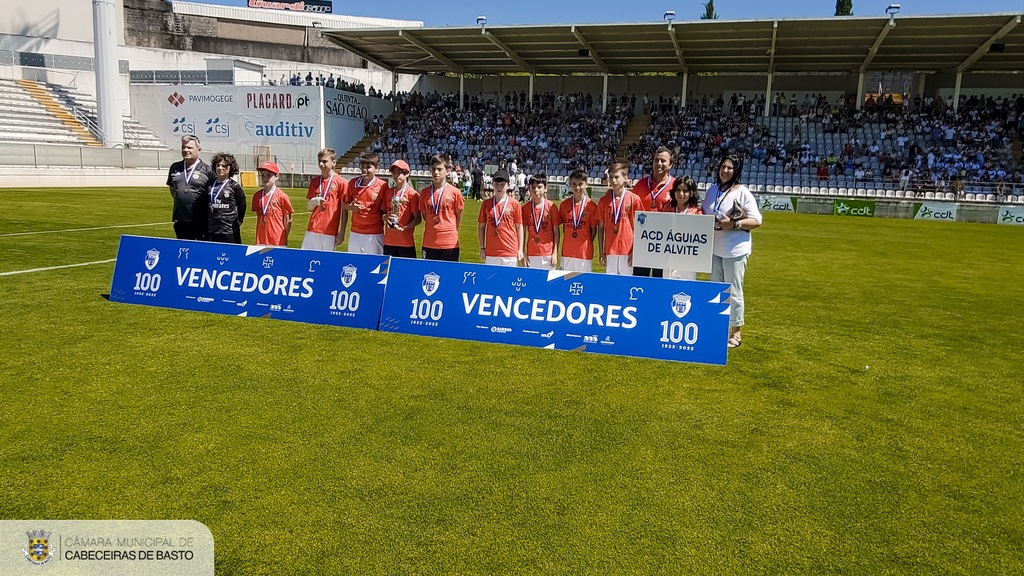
top-left (833, 199), bottom-right (875, 217)
top-left (997, 206), bottom-right (1024, 226)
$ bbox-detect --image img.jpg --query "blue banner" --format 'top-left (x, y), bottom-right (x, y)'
top-left (109, 236), bottom-right (388, 330)
top-left (379, 259), bottom-right (732, 365)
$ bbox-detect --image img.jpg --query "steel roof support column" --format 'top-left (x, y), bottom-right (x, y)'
top-left (764, 21), bottom-right (778, 118)
top-left (681, 72), bottom-right (688, 112)
top-left (529, 72), bottom-right (535, 109)
top-left (602, 74), bottom-right (609, 113)
top-left (856, 72), bottom-right (865, 111)
top-left (764, 73), bottom-right (773, 118)
top-left (459, 73), bottom-right (465, 110)
top-left (953, 72), bottom-right (962, 113)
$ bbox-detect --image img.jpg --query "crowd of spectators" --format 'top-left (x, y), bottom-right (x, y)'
top-left (625, 90), bottom-right (1021, 196)
top-left (371, 91), bottom-right (633, 178)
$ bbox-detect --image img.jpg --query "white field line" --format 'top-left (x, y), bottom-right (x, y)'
top-left (0, 221), bottom-right (170, 237)
top-left (0, 259), bottom-right (117, 277)
top-left (0, 210), bottom-right (314, 238)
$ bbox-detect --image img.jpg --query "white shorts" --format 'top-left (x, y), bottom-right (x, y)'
top-left (525, 255), bottom-right (554, 269)
top-left (301, 231), bottom-right (336, 252)
top-left (347, 232), bottom-right (384, 255)
top-left (560, 257), bottom-right (593, 273)
top-left (484, 256), bottom-right (518, 267)
top-left (605, 255), bottom-right (632, 276)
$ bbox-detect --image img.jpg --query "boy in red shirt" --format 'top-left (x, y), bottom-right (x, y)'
top-left (476, 169), bottom-right (522, 267)
top-left (302, 147), bottom-right (347, 251)
top-left (597, 162), bottom-right (641, 275)
top-left (340, 152), bottom-right (387, 254)
top-left (558, 169), bottom-right (599, 272)
top-left (252, 161), bottom-right (293, 246)
top-left (382, 159), bottom-right (421, 258)
top-left (521, 172), bottom-right (560, 269)
top-left (419, 154), bottom-right (464, 261)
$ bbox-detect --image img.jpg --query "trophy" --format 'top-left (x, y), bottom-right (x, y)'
top-left (388, 192), bottom-right (403, 228)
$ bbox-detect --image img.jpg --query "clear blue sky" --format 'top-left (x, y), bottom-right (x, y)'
top-left (194, 0), bottom-right (1022, 26)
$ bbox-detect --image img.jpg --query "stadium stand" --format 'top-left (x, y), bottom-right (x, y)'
top-left (0, 78), bottom-right (166, 149)
top-left (354, 91), bottom-right (633, 184)
top-left (0, 78), bottom-right (101, 147)
top-left (627, 93), bottom-right (1022, 201)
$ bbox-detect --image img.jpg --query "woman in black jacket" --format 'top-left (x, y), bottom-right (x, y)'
top-left (206, 153), bottom-right (247, 244)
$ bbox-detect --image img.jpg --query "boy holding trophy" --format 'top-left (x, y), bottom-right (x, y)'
top-left (382, 159), bottom-right (421, 258)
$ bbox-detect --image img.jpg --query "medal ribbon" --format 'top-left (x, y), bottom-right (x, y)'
top-left (183, 160), bottom-right (200, 185)
top-left (612, 193), bottom-right (626, 227)
top-left (430, 184), bottom-right (444, 216)
top-left (260, 186), bottom-right (278, 220)
top-left (492, 195), bottom-right (508, 231)
top-left (318, 174), bottom-right (335, 200)
top-left (572, 196), bottom-right (587, 230)
top-left (533, 200), bottom-right (546, 235)
top-left (712, 185), bottom-right (733, 215)
top-left (210, 178), bottom-right (230, 205)
top-left (647, 176), bottom-right (671, 205)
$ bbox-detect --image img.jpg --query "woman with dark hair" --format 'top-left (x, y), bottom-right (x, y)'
top-left (664, 175), bottom-right (702, 281)
top-left (206, 152), bottom-right (246, 244)
top-left (701, 154), bottom-right (762, 348)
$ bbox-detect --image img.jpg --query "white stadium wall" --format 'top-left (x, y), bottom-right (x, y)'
top-left (130, 84), bottom-right (393, 167)
top-left (3, 1), bottom-right (125, 45)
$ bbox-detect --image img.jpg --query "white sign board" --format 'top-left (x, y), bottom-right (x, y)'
top-left (632, 211), bottom-right (715, 274)
top-left (997, 206), bottom-right (1024, 226)
top-left (913, 201), bottom-right (958, 221)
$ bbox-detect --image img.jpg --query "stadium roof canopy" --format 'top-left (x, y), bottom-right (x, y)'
top-left (321, 13), bottom-right (1023, 76)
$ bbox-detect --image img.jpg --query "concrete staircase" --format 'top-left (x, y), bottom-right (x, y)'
top-left (15, 79), bottom-right (102, 147)
top-left (334, 111), bottom-right (404, 170)
top-left (613, 113), bottom-right (650, 163)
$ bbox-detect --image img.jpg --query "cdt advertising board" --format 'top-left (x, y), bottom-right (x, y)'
top-left (632, 212), bottom-right (715, 273)
top-left (758, 194), bottom-right (798, 213)
top-left (998, 206), bottom-right (1024, 225)
top-left (109, 236), bottom-right (387, 330)
top-left (913, 202), bottom-right (958, 221)
top-left (833, 199), bottom-right (875, 217)
top-left (378, 258), bottom-right (732, 365)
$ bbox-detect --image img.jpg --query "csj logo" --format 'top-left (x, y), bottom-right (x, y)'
top-left (171, 116), bottom-right (196, 135)
top-left (205, 117), bottom-right (230, 138)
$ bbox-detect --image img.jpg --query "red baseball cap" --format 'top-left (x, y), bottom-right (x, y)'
top-left (389, 159), bottom-right (410, 173)
top-left (259, 161), bottom-right (280, 175)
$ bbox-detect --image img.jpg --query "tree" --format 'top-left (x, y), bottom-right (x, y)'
top-left (701, 0), bottom-right (719, 20)
top-left (835, 0), bottom-right (853, 16)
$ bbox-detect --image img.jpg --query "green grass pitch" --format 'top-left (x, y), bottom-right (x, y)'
top-left (1, 186), bottom-right (1022, 574)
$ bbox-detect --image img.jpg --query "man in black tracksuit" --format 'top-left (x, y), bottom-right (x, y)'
top-left (167, 135), bottom-right (215, 240)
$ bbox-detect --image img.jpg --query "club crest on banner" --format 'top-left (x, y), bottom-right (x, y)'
top-left (671, 292), bottom-right (692, 318)
top-left (422, 272), bottom-right (440, 296)
top-left (145, 249), bottom-right (160, 270)
top-left (341, 264), bottom-right (357, 288)
top-left (23, 530), bottom-right (53, 566)
top-left (637, 213), bottom-right (647, 225)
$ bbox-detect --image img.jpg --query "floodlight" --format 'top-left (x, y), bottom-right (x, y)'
top-left (885, 4), bottom-right (901, 15)
top-left (664, 10), bottom-right (676, 22)
top-left (476, 16), bottom-right (487, 26)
